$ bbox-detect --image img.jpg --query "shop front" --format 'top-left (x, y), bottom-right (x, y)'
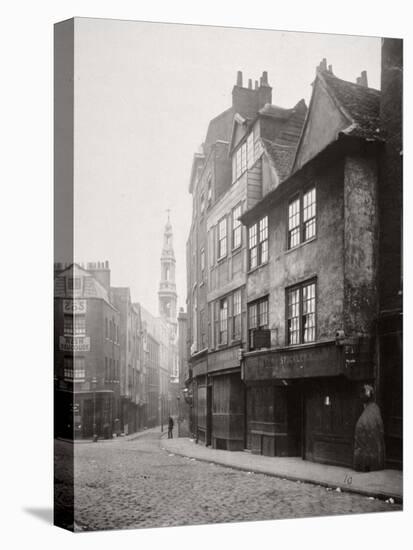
top-left (242, 338), bottom-right (374, 467)
top-left (208, 346), bottom-right (244, 451)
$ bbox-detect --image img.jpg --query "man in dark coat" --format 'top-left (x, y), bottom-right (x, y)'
top-left (168, 416), bottom-right (174, 439)
top-left (354, 384), bottom-right (385, 472)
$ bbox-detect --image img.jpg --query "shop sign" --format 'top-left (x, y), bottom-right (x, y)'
top-left (59, 335), bottom-right (90, 352)
top-left (63, 299), bottom-right (87, 314)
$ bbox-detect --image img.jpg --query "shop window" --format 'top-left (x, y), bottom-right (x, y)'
top-left (287, 280), bottom-right (316, 345)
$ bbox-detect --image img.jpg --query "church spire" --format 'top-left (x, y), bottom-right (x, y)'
top-left (158, 211), bottom-right (177, 336)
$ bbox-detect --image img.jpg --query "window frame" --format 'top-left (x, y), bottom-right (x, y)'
top-left (219, 297), bottom-right (228, 345)
top-left (287, 186), bottom-right (317, 250)
top-left (232, 131), bottom-right (256, 183)
top-left (232, 289), bottom-right (242, 341)
top-left (248, 296), bottom-right (269, 351)
top-left (232, 203), bottom-right (242, 251)
top-left (248, 215), bottom-right (268, 270)
top-left (286, 279), bottom-right (317, 345)
top-left (217, 216), bottom-right (227, 260)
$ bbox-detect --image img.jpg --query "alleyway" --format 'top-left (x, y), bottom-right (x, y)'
top-left (53, 429), bottom-right (402, 532)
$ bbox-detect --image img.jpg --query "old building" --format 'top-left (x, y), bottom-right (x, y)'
top-left (54, 261), bottom-right (121, 440)
top-left (187, 71), bottom-right (307, 450)
top-left (177, 307), bottom-right (192, 437)
top-left (240, 50), bottom-right (402, 469)
top-left (110, 287), bottom-right (145, 435)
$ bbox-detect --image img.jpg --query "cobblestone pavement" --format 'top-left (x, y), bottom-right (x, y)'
top-left (60, 429), bottom-right (401, 532)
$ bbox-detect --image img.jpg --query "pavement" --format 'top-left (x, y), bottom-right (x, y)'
top-left (161, 436), bottom-right (403, 503)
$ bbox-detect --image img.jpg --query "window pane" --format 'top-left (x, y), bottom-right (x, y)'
top-left (232, 205), bottom-right (242, 249)
top-left (260, 240), bottom-right (268, 264)
top-left (288, 198), bottom-right (301, 248)
top-left (219, 299), bottom-right (228, 344)
top-left (288, 288), bottom-right (300, 344)
top-left (259, 299), bottom-right (268, 327)
top-left (250, 246), bottom-right (258, 269)
top-left (303, 187), bottom-right (316, 241)
top-left (259, 216), bottom-right (268, 242)
top-left (248, 224), bottom-right (257, 248)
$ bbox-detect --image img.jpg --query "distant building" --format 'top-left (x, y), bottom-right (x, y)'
top-left (177, 307), bottom-right (191, 437)
top-left (110, 287), bottom-right (144, 435)
top-left (54, 261), bottom-right (120, 440)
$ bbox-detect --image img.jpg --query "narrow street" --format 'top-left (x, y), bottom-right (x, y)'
top-left (55, 430), bottom-right (401, 532)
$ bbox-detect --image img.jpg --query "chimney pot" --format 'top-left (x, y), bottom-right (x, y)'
top-left (236, 71), bottom-right (243, 87)
top-left (328, 64), bottom-right (333, 73)
top-left (255, 80), bottom-right (258, 90)
top-left (248, 78), bottom-right (252, 89)
top-left (261, 71), bottom-right (269, 86)
top-left (320, 58), bottom-right (327, 71)
top-left (359, 70), bottom-right (368, 87)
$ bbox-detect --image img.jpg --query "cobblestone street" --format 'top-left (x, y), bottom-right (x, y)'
top-left (53, 429), bottom-right (402, 532)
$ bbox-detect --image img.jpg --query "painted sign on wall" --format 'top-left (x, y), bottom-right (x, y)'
top-left (63, 299), bottom-right (87, 314)
top-left (59, 336), bottom-right (90, 352)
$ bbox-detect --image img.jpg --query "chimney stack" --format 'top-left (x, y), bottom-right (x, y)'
top-left (357, 70), bottom-right (368, 87)
top-left (320, 58), bottom-right (327, 71)
top-left (255, 80), bottom-right (258, 90)
top-left (328, 64), bottom-right (333, 73)
top-left (236, 70), bottom-right (243, 87)
top-left (248, 78), bottom-right (252, 89)
top-left (261, 71), bottom-right (269, 86)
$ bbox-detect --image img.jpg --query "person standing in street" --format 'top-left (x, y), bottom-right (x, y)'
top-left (168, 416), bottom-right (174, 439)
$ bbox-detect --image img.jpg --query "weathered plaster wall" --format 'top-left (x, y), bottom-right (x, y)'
top-left (343, 154), bottom-right (378, 335)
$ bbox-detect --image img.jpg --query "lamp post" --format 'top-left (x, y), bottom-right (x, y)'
top-left (92, 376), bottom-right (98, 442)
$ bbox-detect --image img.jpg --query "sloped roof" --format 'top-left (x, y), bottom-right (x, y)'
top-left (54, 263), bottom-right (112, 303)
top-left (259, 103), bottom-right (294, 119)
top-left (204, 107), bottom-right (234, 148)
top-left (321, 70), bottom-right (381, 140)
top-left (261, 139), bottom-right (297, 183)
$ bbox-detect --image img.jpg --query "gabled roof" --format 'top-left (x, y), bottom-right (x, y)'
top-left (321, 70), bottom-right (381, 140)
top-left (292, 68), bottom-right (381, 172)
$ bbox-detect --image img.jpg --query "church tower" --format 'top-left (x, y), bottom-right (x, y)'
top-left (158, 211), bottom-right (178, 337)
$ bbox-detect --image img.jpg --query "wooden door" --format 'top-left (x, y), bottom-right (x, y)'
top-left (304, 379), bottom-right (361, 467)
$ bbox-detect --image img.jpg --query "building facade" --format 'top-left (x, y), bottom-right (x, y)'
top-left (186, 49), bottom-right (402, 470)
top-left (187, 71), bottom-right (307, 450)
top-left (54, 262), bottom-right (121, 440)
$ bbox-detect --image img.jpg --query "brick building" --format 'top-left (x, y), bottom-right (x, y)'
top-left (187, 71), bottom-right (307, 450)
top-left (54, 262), bottom-right (121, 439)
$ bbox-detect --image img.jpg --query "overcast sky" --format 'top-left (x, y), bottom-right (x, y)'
top-left (73, 18), bottom-right (381, 315)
